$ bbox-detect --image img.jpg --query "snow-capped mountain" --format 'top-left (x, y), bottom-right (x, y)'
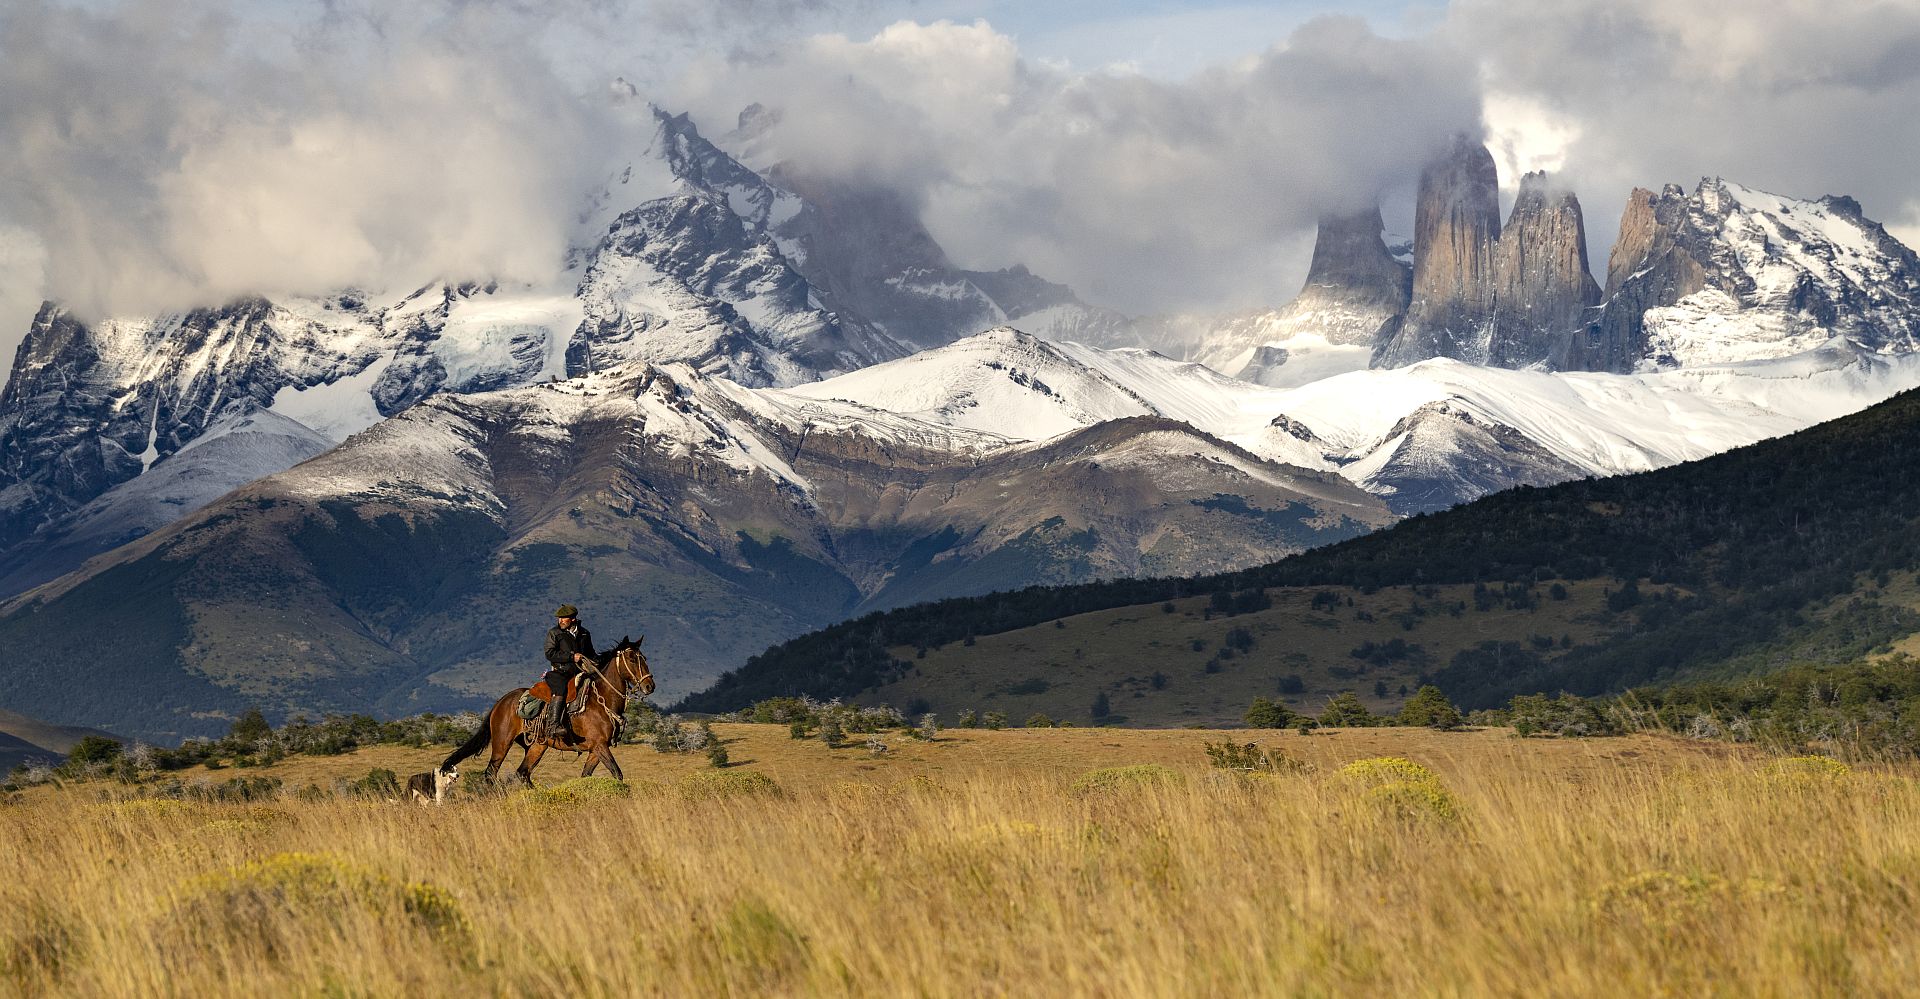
top-left (0, 358), bottom-right (1388, 740)
top-left (788, 327), bottom-right (1920, 516)
top-left (7, 102), bottom-right (1920, 741)
top-left (0, 106), bottom-right (1111, 584)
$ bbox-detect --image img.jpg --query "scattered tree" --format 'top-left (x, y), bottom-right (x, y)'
top-left (1398, 685), bottom-right (1465, 730)
top-left (1244, 696), bottom-right (1295, 729)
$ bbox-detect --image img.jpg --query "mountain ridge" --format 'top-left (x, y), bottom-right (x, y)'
top-left (677, 378), bottom-right (1920, 714)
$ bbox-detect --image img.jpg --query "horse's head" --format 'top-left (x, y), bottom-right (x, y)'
top-left (609, 635), bottom-right (655, 698)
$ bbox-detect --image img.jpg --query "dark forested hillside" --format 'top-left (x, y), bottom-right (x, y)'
top-left (680, 386), bottom-right (1920, 713)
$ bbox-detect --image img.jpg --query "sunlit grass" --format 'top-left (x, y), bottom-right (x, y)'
top-left (5, 726), bottom-right (1918, 996)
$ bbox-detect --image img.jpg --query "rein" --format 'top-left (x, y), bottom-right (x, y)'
top-left (577, 650), bottom-right (651, 711)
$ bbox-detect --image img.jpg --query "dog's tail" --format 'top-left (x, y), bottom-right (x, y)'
top-left (441, 719), bottom-right (490, 773)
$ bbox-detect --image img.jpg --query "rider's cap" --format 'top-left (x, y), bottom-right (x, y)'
top-left (554, 604), bottom-right (579, 618)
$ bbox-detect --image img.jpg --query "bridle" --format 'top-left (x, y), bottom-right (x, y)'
top-left (579, 646), bottom-right (654, 708)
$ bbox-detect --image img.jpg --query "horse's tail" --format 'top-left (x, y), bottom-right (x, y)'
top-left (441, 719), bottom-right (491, 773)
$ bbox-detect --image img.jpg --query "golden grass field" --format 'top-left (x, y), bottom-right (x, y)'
top-left (6, 724), bottom-right (1918, 997)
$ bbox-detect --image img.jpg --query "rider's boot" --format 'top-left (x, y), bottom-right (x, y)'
top-left (544, 691), bottom-right (568, 742)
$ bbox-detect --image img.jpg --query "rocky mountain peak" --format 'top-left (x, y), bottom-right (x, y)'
top-left (1374, 144), bottom-right (1600, 371)
top-left (1565, 177), bottom-right (1920, 372)
top-left (1373, 135), bottom-right (1503, 367)
top-left (1488, 171), bottom-right (1603, 368)
top-left (1272, 206), bottom-right (1412, 349)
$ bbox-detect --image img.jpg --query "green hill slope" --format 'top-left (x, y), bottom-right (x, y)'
top-left (680, 385), bottom-right (1920, 715)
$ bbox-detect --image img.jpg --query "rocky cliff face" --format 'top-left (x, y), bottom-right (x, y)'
top-left (1183, 207), bottom-right (1414, 387)
top-left (1488, 172), bottom-right (1603, 368)
top-left (1374, 136), bottom-right (1503, 367)
top-left (1560, 178), bottom-right (1920, 372)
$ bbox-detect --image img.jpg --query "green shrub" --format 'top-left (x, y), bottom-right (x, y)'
top-left (1337, 757), bottom-right (1440, 787)
top-left (516, 776), bottom-right (633, 811)
top-left (1507, 693), bottom-right (1622, 737)
top-left (63, 735), bottom-right (123, 769)
top-left (1364, 780), bottom-right (1460, 823)
top-left (982, 712), bottom-right (1007, 731)
top-left (179, 852), bottom-right (469, 949)
top-left (1339, 757), bottom-right (1458, 823)
top-left (344, 768), bottom-right (400, 800)
top-left (1763, 755), bottom-right (1851, 782)
top-left (1025, 713), bottom-right (1056, 729)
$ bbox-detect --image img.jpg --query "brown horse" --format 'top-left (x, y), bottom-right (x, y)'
top-left (442, 636), bottom-right (655, 785)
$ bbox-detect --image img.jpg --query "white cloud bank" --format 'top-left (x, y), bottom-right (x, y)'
top-left (1, 0), bottom-right (1917, 371)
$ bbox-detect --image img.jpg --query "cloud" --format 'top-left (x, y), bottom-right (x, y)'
top-left (0, 0), bottom-right (633, 328)
top-left (5, 0), bottom-right (1917, 370)
top-left (1458, 0), bottom-right (1920, 264)
top-left (671, 16), bottom-right (1483, 313)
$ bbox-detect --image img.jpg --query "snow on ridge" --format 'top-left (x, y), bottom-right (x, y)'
top-left (782, 326), bottom-right (1158, 441)
top-left (269, 351), bottom-right (397, 443)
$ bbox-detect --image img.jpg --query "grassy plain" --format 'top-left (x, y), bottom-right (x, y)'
top-left (6, 725), bottom-right (1918, 997)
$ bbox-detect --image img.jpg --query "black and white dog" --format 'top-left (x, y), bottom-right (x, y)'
top-left (404, 767), bottom-right (458, 805)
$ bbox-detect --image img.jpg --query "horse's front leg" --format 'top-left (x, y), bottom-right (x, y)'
top-left (518, 741), bottom-right (549, 787)
top-left (590, 743), bottom-right (624, 781)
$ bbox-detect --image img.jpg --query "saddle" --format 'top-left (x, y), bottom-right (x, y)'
top-left (516, 674), bottom-right (593, 720)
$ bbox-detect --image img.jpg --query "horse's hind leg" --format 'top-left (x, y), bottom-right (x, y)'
top-left (518, 742), bottom-right (549, 787)
top-left (485, 714), bottom-right (518, 783)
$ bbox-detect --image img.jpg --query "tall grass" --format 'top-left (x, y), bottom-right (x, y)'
top-left (4, 734), bottom-right (1918, 996)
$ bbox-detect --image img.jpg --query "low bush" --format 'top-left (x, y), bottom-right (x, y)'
top-left (515, 776), bottom-right (634, 812)
top-left (1203, 741), bottom-right (1311, 774)
top-left (678, 770), bottom-right (782, 801)
top-left (1071, 764), bottom-right (1184, 795)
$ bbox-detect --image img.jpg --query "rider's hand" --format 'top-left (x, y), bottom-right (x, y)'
top-left (573, 653), bottom-right (585, 663)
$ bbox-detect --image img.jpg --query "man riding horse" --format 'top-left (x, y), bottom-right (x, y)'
top-left (539, 604), bottom-right (595, 740)
top-left (441, 613), bottom-right (655, 786)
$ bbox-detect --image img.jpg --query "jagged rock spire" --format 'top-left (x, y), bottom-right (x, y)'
top-left (1488, 171), bottom-right (1602, 368)
top-left (1373, 134), bottom-right (1503, 367)
top-left (1373, 137), bottom-right (1601, 370)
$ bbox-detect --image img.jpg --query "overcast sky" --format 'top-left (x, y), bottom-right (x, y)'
top-left (3, 0), bottom-right (1918, 369)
